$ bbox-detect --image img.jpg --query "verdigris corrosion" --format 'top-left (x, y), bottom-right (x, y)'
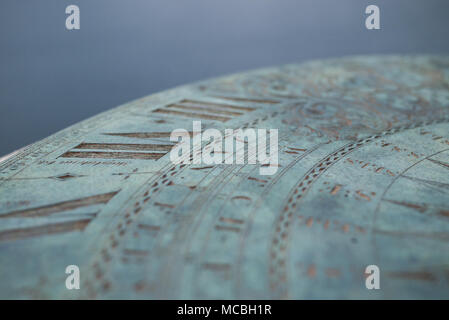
top-left (0, 55), bottom-right (448, 299)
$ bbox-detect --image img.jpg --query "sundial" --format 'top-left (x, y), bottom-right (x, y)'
top-left (1, 55), bottom-right (448, 299)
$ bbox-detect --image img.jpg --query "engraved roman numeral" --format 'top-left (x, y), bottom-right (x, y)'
top-left (383, 199), bottom-right (427, 213)
top-left (74, 143), bottom-right (173, 152)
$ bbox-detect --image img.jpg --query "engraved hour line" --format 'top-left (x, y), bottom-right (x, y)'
top-left (166, 104), bottom-right (243, 116)
top-left (269, 122), bottom-right (449, 296)
top-left (81, 127), bottom-right (221, 292)
top-left (152, 98), bottom-right (258, 122)
top-left (73, 143), bottom-right (173, 152)
top-left (0, 190), bottom-right (119, 218)
top-left (103, 132), bottom-right (193, 139)
top-left (153, 108), bottom-right (231, 122)
top-left (0, 219), bottom-right (92, 242)
top-left (427, 158), bottom-right (449, 170)
top-left (210, 96), bottom-right (280, 104)
top-left (59, 141), bottom-right (175, 160)
top-left (372, 148), bottom-right (449, 235)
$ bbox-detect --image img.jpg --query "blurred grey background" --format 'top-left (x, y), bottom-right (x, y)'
top-left (1, 0), bottom-right (449, 155)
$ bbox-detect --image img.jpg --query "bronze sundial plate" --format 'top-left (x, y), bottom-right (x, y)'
top-left (0, 55), bottom-right (448, 299)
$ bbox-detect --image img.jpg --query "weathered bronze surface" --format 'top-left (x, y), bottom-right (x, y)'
top-left (1, 55), bottom-right (448, 299)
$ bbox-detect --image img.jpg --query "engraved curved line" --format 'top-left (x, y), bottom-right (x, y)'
top-left (181, 99), bottom-right (256, 111)
top-left (401, 175), bottom-right (449, 191)
top-left (184, 166), bottom-right (238, 251)
top-left (269, 118), bottom-right (449, 298)
top-left (81, 135), bottom-right (228, 297)
top-left (372, 148), bottom-right (449, 230)
top-left (173, 130), bottom-right (305, 296)
top-left (184, 151), bottom-right (263, 294)
top-left (370, 149), bottom-right (449, 286)
top-left (153, 108), bottom-right (231, 122)
top-left (234, 141), bottom-right (327, 297)
top-left (427, 158), bottom-right (449, 170)
top-left (81, 163), bottom-right (178, 297)
top-left (264, 142), bottom-right (328, 195)
top-left (168, 135), bottom-right (262, 295)
top-left (163, 166), bottom-right (238, 297)
top-left (175, 144), bottom-right (262, 297)
top-left (268, 140), bottom-right (368, 296)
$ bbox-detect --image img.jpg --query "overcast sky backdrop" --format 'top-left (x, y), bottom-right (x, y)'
top-left (1, 0), bottom-right (449, 154)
